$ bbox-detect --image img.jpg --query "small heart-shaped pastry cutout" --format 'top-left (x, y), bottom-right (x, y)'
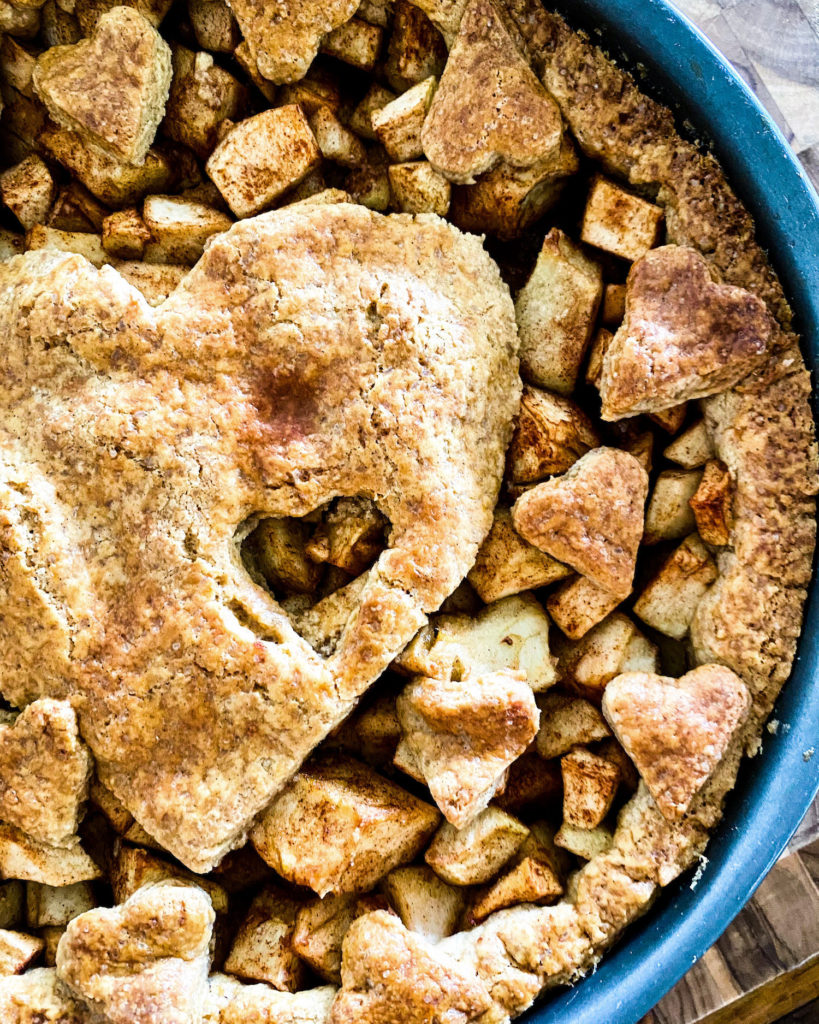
top-left (602, 665), bottom-right (751, 821)
top-left (396, 670), bottom-right (539, 828)
top-left (0, 203), bottom-right (519, 873)
top-left (56, 882), bottom-right (214, 1024)
top-left (0, 699), bottom-right (91, 847)
top-left (422, 0), bottom-right (564, 184)
top-left (512, 447), bottom-right (648, 599)
top-left (228, 0), bottom-right (361, 85)
top-left (33, 7), bottom-right (172, 165)
top-left (332, 910), bottom-right (494, 1024)
top-left (599, 245), bottom-right (776, 420)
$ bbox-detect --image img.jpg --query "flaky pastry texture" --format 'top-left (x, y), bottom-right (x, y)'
top-left (0, 202), bottom-right (520, 872)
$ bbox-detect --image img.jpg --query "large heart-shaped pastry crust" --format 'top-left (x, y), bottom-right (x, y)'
top-left (0, 203), bottom-right (520, 871)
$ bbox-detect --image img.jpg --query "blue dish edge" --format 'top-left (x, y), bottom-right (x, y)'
top-left (527, 2), bottom-right (819, 1022)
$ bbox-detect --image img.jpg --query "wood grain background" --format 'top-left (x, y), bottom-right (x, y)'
top-left (674, 0), bottom-right (819, 191)
top-left (641, 7), bottom-right (819, 1019)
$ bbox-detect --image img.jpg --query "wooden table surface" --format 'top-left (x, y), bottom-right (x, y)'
top-left (642, 803), bottom-right (819, 1023)
top-left (672, 0), bottom-right (819, 193)
top-left (641, 4), bottom-right (819, 1020)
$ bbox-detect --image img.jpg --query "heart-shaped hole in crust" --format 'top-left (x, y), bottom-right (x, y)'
top-left (0, 203), bottom-right (520, 872)
top-left (238, 497), bottom-right (391, 657)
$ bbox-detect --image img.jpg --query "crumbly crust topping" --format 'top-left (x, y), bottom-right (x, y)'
top-left (56, 882), bottom-right (214, 1024)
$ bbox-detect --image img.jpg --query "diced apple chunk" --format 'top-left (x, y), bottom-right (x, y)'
top-left (25, 882), bottom-right (95, 929)
top-left (554, 822), bottom-right (612, 861)
top-left (493, 752), bottom-right (562, 816)
top-left (384, 0), bottom-right (445, 91)
top-left (580, 176), bottom-right (663, 262)
top-left (424, 807), bottom-right (529, 886)
top-left (468, 828), bottom-right (564, 924)
top-left (467, 508), bottom-right (570, 603)
top-left (633, 534), bottom-right (717, 639)
top-left (535, 693), bottom-right (610, 760)
top-left (102, 207), bottom-right (152, 260)
top-left (648, 402), bottom-right (688, 434)
top-left (372, 75), bottom-right (437, 162)
top-left (643, 468), bottom-right (703, 544)
top-left (515, 227), bottom-right (603, 395)
top-left (164, 45), bottom-right (245, 158)
top-left (584, 326), bottom-right (612, 389)
top-left (561, 747), bottom-right (619, 829)
top-left (557, 613), bottom-right (659, 703)
top-left (205, 106), bottom-right (321, 218)
top-left (663, 419), bottom-right (714, 469)
top-left (507, 385), bottom-right (600, 486)
top-left (0, 883), bottom-right (24, 930)
top-left (292, 894), bottom-right (387, 983)
top-left (689, 459), bottom-right (734, 546)
top-left (388, 161), bottom-right (450, 215)
top-left (321, 17), bottom-right (384, 70)
top-left (0, 825), bottom-right (100, 887)
top-left (26, 224), bottom-right (107, 266)
top-left (330, 694), bottom-right (401, 769)
top-left (224, 887), bottom-right (304, 992)
top-left (142, 194), bottom-right (232, 264)
top-left (449, 139), bottom-right (578, 241)
top-left (396, 593), bottom-right (556, 692)
top-left (309, 106), bottom-right (367, 168)
top-left (0, 154), bottom-right (55, 230)
top-left (251, 757), bottom-right (440, 897)
top-left (546, 575), bottom-right (622, 640)
top-left (110, 843), bottom-right (228, 912)
top-left (601, 283), bottom-right (626, 326)
top-left (349, 82), bottom-right (397, 139)
top-left (0, 930), bottom-right (43, 975)
top-left (381, 865), bottom-right (465, 942)
top-left (247, 517), bottom-right (322, 595)
top-left (346, 162), bottom-right (392, 211)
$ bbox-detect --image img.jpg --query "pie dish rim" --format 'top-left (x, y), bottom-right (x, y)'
top-left (531, 2), bottom-right (819, 1021)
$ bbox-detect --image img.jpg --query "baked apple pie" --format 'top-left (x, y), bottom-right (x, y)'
top-left (0, 0), bottom-right (814, 1021)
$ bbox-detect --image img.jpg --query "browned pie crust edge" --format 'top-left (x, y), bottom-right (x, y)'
top-left (329, 8), bottom-right (817, 1022)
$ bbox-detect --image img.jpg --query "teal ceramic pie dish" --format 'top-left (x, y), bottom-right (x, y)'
top-left (532, 2), bottom-right (819, 1022)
